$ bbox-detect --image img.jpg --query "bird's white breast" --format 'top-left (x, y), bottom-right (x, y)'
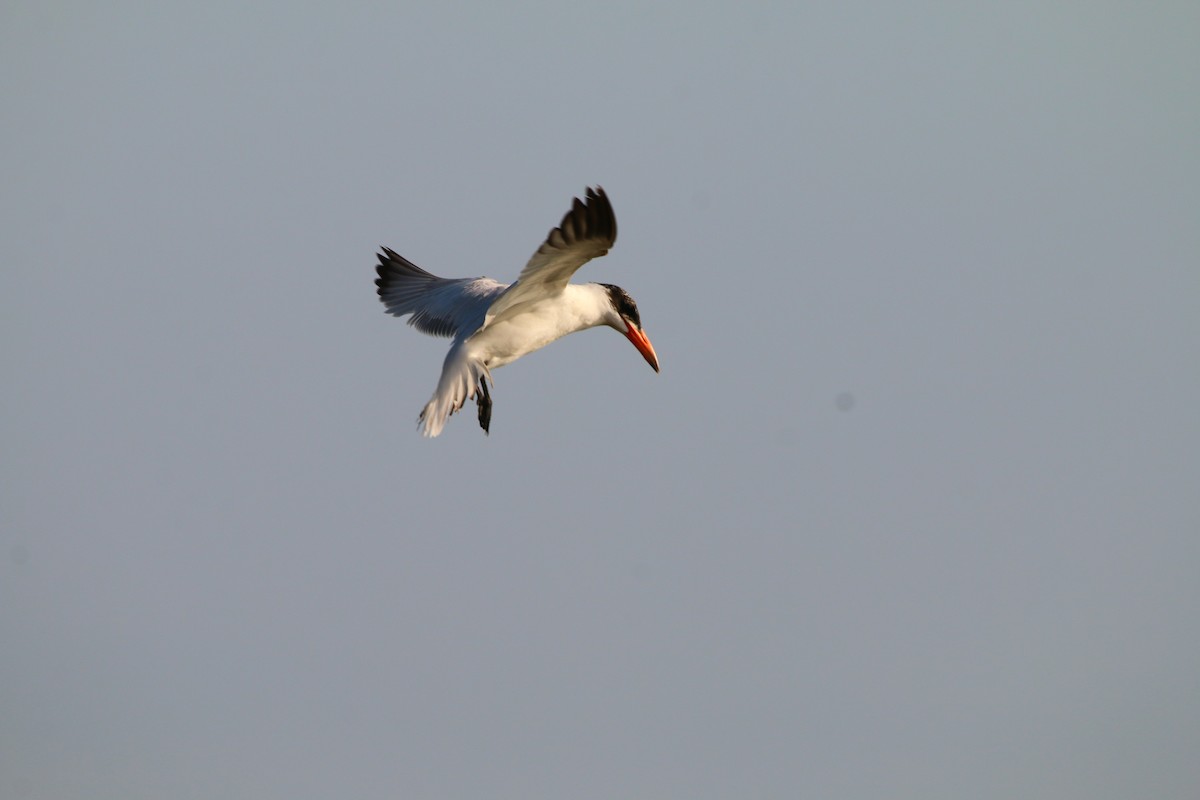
top-left (467, 283), bottom-right (611, 369)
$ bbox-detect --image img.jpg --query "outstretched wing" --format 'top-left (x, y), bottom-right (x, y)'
top-left (482, 186), bottom-right (617, 328)
top-left (375, 247), bottom-right (506, 339)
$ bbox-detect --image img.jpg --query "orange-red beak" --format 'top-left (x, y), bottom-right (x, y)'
top-left (625, 323), bottom-right (660, 373)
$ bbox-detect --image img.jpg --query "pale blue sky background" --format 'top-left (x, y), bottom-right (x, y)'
top-left (3, 2), bottom-right (1198, 798)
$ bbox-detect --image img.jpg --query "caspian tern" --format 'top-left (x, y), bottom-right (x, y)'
top-left (376, 186), bottom-right (659, 437)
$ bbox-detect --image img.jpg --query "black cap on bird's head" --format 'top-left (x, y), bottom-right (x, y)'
top-left (600, 283), bottom-right (659, 373)
top-left (600, 283), bottom-right (643, 328)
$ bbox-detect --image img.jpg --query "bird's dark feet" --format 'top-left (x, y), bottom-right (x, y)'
top-left (475, 378), bottom-right (492, 435)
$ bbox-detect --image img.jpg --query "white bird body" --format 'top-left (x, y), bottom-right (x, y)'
top-left (470, 283), bottom-right (616, 368)
top-left (376, 187), bottom-right (658, 437)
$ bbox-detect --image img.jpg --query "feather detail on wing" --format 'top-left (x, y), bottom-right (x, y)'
top-left (483, 187), bottom-right (617, 328)
top-left (375, 247), bottom-right (505, 339)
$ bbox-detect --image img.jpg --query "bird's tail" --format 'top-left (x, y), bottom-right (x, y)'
top-left (419, 343), bottom-right (493, 437)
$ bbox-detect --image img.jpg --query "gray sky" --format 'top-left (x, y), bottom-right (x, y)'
top-left (3, 2), bottom-right (1198, 798)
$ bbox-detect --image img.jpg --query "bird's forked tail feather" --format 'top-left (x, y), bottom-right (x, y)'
top-left (419, 343), bottom-right (492, 437)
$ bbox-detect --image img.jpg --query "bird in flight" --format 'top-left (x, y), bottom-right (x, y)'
top-left (375, 186), bottom-right (659, 437)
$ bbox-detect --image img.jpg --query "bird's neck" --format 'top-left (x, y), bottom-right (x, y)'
top-left (563, 283), bottom-right (619, 331)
